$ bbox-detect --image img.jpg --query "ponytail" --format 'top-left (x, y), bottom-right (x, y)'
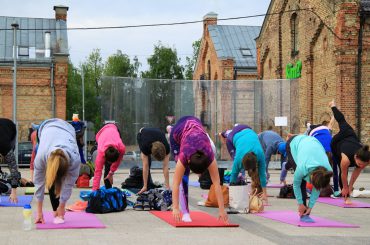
top-left (311, 166), bottom-right (333, 189)
top-left (242, 152), bottom-right (262, 194)
top-left (45, 149), bottom-right (69, 197)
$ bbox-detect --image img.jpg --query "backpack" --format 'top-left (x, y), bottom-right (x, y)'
top-left (198, 169), bottom-right (225, 190)
top-left (279, 184), bottom-right (295, 198)
top-left (86, 187), bottom-right (127, 213)
top-left (121, 166), bottom-right (158, 189)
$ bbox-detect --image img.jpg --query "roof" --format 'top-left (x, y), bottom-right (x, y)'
top-left (0, 16), bottom-right (68, 63)
top-left (208, 25), bottom-right (261, 68)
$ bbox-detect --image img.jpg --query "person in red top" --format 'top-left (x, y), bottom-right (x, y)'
top-left (92, 124), bottom-right (126, 191)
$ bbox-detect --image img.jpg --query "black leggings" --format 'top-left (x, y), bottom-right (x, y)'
top-left (330, 106), bottom-right (359, 191)
top-left (286, 135), bottom-right (307, 206)
top-left (104, 161), bottom-right (113, 189)
top-left (49, 185), bottom-right (60, 212)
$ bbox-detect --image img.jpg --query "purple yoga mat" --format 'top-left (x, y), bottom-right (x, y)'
top-left (189, 181), bottom-right (200, 187)
top-left (255, 210), bottom-right (359, 228)
top-left (317, 197), bottom-right (370, 208)
top-left (267, 183), bottom-right (284, 188)
top-left (0, 195), bottom-right (32, 207)
top-left (36, 211), bottom-right (106, 229)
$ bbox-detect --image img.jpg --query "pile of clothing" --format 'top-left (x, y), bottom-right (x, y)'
top-left (133, 188), bottom-right (172, 211)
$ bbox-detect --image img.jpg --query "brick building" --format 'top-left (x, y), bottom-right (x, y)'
top-left (0, 6), bottom-right (69, 141)
top-left (256, 0), bottom-right (370, 143)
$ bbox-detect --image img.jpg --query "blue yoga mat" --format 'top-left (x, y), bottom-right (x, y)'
top-left (0, 195), bottom-right (33, 207)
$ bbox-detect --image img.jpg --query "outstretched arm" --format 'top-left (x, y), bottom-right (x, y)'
top-left (172, 161), bottom-right (185, 222)
top-left (208, 160), bottom-right (228, 223)
top-left (162, 154), bottom-right (170, 189)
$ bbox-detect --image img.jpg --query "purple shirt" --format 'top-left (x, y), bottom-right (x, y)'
top-left (170, 116), bottom-right (214, 168)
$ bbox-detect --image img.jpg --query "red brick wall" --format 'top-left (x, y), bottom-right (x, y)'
top-left (256, 0), bottom-right (369, 143)
top-left (0, 63), bottom-right (68, 141)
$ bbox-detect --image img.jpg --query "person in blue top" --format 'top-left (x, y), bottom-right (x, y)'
top-left (258, 130), bottom-right (286, 182)
top-left (286, 134), bottom-right (333, 220)
top-left (223, 125), bottom-right (268, 202)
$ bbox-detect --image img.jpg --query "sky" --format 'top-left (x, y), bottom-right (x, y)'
top-left (1, 0), bottom-right (271, 71)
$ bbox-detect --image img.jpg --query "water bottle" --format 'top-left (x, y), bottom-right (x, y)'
top-left (23, 204), bottom-right (32, 231)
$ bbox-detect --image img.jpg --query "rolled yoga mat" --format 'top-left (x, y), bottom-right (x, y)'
top-left (254, 210), bottom-right (359, 228)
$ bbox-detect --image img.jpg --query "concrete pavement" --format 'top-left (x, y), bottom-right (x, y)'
top-left (0, 167), bottom-right (369, 245)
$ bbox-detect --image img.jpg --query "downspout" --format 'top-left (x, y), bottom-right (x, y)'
top-left (356, 11), bottom-right (365, 140)
top-left (233, 68), bottom-right (237, 124)
top-left (51, 63), bottom-right (55, 117)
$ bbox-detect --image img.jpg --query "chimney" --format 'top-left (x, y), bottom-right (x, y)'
top-left (44, 31), bottom-right (51, 58)
top-left (53, 5), bottom-right (69, 21)
top-left (203, 12), bottom-right (218, 33)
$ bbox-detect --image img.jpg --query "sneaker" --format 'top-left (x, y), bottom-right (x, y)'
top-left (330, 191), bottom-right (341, 199)
top-left (134, 201), bottom-right (144, 211)
top-left (143, 201), bottom-right (151, 211)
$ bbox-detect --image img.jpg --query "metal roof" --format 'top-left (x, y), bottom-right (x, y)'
top-left (0, 16), bottom-right (68, 63)
top-left (208, 25), bottom-right (261, 68)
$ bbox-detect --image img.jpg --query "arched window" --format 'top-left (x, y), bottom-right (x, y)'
top-left (291, 13), bottom-right (299, 56)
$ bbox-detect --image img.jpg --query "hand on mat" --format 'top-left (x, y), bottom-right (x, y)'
top-left (341, 186), bottom-right (349, 198)
top-left (104, 175), bottom-right (113, 185)
top-left (218, 211), bottom-right (229, 224)
top-left (35, 213), bottom-right (45, 224)
top-left (9, 188), bottom-right (18, 203)
top-left (138, 186), bottom-right (147, 195)
top-left (172, 208), bottom-right (181, 222)
top-left (303, 207), bottom-right (311, 216)
top-left (57, 204), bottom-right (66, 218)
top-left (298, 204), bottom-right (307, 217)
top-left (344, 198), bottom-right (352, 205)
top-left (262, 192), bottom-right (268, 205)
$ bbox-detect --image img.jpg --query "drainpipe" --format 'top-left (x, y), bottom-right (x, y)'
top-left (233, 68), bottom-right (237, 124)
top-left (356, 12), bottom-right (365, 140)
top-left (51, 63), bottom-right (55, 117)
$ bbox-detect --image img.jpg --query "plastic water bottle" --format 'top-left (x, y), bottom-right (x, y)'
top-left (23, 204), bottom-right (32, 231)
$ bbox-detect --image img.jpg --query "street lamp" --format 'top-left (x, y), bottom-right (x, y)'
top-left (11, 21), bottom-right (19, 163)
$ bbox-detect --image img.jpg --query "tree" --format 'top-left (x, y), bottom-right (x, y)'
top-left (80, 49), bottom-right (104, 130)
top-left (184, 39), bottom-right (201, 80)
top-left (66, 62), bottom-right (82, 120)
top-left (104, 50), bottom-right (136, 77)
top-left (141, 42), bottom-right (184, 129)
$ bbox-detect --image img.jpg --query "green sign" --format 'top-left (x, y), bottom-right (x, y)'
top-left (286, 60), bottom-right (302, 79)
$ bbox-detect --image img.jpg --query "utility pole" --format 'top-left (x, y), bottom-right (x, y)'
top-left (12, 22), bottom-right (18, 163)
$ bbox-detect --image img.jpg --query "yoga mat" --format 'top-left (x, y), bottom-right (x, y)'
top-left (25, 187), bottom-right (48, 195)
top-left (255, 210), bottom-right (359, 228)
top-left (0, 195), bottom-right (32, 207)
top-left (317, 197), bottom-right (370, 208)
top-left (189, 181), bottom-right (200, 187)
top-left (150, 211), bottom-right (239, 228)
top-left (267, 183), bottom-right (284, 188)
top-left (36, 211), bottom-right (106, 229)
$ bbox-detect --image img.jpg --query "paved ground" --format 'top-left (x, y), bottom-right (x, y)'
top-left (0, 165), bottom-right (369, 245)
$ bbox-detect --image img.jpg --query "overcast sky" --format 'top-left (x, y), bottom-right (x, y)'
top-left (1, 0), bottom-right (271, 70)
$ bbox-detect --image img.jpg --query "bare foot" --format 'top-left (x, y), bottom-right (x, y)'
top-left (345, 198), bottom-right (352, 205)
top-left (329, 99), bottom-right (335, 108)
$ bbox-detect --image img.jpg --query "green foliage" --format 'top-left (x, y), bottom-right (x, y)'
top-left (185, 39), bottom-right (201, 80)
top-left (104, 50), bottom-right (136, 77)
top-left (66, 62), bottom-right (82, 120)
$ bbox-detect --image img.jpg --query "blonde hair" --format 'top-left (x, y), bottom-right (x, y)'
top-left (45, 149), bottom-right (69, 197)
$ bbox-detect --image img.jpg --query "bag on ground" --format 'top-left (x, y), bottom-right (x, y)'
top-left (86, 187), bottom-right (127, 213)
top-left (205, 184), bottom-right (229, 208)
top-left (248, 189), bottom-right (264, 213)
top-left (278, 184), bottom-right (295, 198)
top-left (228, 184), bottom-right (249, 212)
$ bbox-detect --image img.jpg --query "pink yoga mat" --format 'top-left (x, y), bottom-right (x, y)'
top-left (255, 210), bottom-right (359, 228)
top-left (267, 183), bottom-right (284, 188)
top-left (36, 211), bottom-right (106, 229)
top-left (317, 197), bottom-right (370, 208)
top-left (150, 211), bottom-right (239, 227)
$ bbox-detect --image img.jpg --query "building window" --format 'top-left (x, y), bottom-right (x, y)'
top-left (18, 47), bottom-right (29, 56)
top-left (207, 60), bottom-right (211, 80)
top-left (291, 13), bottom-right (299, 56)
top-left (241, 48), bottom-right (252, 57)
